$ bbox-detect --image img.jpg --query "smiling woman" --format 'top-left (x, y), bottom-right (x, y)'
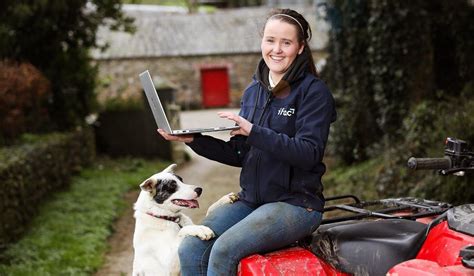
top-left (157, 8), bottom-right (336, 276)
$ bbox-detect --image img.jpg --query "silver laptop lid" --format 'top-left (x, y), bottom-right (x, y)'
top-left (139, 70), bottom-right (173, 133)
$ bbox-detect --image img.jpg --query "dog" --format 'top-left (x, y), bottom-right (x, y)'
top-left (132, 164), bottom-right (216, 276)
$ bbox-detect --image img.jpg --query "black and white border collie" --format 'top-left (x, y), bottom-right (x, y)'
top-left (132, 164), bottom-right (215, 276)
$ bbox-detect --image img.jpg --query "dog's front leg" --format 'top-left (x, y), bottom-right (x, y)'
top-left (206, 192), bottom-right (239, 216)
top-left (179, 214), bottom-right (194, 227)
top-left (179, 225), bottom-right (215, 241)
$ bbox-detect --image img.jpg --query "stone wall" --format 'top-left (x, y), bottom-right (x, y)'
top-left (93, 51), bottom-right (327, 110)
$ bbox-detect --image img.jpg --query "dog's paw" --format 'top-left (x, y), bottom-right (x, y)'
top-left (179, 225), bottom-right (215, 240)
top-left (206, 192), bottom-right (239, 216)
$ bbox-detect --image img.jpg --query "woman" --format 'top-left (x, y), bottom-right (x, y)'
top-left (159, 8), bottom-right (337, 276)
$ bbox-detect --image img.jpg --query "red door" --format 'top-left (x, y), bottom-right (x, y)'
top-left (201, 67), bottom-right (229, 108)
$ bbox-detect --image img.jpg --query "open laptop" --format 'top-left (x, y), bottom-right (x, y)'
top-left (139, 70), bottom-right (240, 135)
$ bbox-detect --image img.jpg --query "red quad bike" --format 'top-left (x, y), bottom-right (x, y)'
top-left (238, 137), bottom-right (474, 276)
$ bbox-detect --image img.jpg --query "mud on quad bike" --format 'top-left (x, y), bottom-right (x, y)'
top-left (238, 137), bottom-right (474, 276)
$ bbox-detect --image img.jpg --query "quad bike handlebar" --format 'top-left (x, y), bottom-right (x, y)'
top-left (407, 156), bottom-right (451, 170)
top-left (408, 137), bottom-right (474, 175)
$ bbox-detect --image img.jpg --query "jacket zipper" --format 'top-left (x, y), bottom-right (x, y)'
top-left (257, 91), bottom-right (274, 125)
top-left (255, 154), bottom-right (261, 204)
top-left (255, 90), bottom-right (273, 204)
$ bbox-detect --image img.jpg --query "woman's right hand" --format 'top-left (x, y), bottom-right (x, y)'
top-left (157, 129), bottom-right (194, 143)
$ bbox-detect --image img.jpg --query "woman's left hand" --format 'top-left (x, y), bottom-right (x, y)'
top-left (217, 111), bottom-right (253, 136)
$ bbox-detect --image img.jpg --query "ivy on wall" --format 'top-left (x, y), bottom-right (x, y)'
top-left (323, 0), bottom-right (474, 203)
top-left (324, 0), bottom-right (473, 165)
top-left (324, 0), bottom-right (380, 163)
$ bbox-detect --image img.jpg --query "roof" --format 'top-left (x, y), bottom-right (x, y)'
top-left (92, 5), bottom-right (329, 60)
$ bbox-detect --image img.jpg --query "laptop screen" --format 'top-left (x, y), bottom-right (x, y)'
top-left (139, 70), bottom-right (173, 133)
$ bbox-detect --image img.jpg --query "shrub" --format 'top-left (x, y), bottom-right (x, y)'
top-left (0, 60), bottom-right (51, 144)
top-left (0, 1), bottom-right (135, 130)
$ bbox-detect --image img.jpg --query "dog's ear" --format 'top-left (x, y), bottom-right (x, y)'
top-left (140, 178), bottom-right (159, 192)
top-left (163, 163), bottom-right (177, 174)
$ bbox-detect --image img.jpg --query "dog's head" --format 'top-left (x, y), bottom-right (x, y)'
top-left (138, 164), bottom-right (202, 212)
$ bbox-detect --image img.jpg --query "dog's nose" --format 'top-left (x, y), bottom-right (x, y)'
top-left (194, 187), bottom-right (202, 197)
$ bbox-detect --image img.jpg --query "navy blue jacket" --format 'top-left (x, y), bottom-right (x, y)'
top-left (188, 64), bottom-right (336, 211)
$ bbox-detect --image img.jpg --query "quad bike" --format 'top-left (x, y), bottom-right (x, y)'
top-left (238, 137), bottom-right (474, 275)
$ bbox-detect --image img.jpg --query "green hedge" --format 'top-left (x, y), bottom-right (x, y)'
top-left (0, 128), bottom-right (95, 250)
top-left (0, 157), bottom-right (166, 275)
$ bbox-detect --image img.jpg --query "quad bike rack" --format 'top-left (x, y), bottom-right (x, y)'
top-left (322, 195), bottom-right (452, 224)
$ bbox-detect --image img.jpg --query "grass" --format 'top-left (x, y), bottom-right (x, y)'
top-left (323, 158), bottom-right (382, 201)
top-left (0, 157), bottom-right (168, 276)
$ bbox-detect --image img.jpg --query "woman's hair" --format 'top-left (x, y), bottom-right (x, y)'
top-left (264, 8), bottom-right (318, 77)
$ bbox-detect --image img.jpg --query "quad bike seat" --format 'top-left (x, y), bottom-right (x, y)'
top-left (310, 219), bottom-right (427, 276)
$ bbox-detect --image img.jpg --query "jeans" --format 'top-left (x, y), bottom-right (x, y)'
top-left (178, 200), bottom-right (322, 276)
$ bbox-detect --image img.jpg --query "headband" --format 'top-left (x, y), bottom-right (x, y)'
top-left (269, 14), bottom-right (304, 34)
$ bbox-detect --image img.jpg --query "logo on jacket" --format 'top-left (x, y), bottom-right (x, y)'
top-left (277, 107), bottom-right (295, 117)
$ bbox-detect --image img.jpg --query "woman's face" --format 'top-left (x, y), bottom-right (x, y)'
top-left (261, 19), bottom-right (304, 81)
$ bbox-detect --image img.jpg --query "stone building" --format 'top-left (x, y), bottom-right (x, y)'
top-left (91, 4), bottom-right (329, 109)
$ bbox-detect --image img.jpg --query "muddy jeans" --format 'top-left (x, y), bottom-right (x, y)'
top-left (178, 200), bottom-right (322, 276)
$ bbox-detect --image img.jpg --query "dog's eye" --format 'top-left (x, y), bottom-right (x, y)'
top-left (154, 179), bottom-right (178, 204)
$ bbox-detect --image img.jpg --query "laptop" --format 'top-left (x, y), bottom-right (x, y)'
top-left (139, 70), bottom-right (240, 135)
